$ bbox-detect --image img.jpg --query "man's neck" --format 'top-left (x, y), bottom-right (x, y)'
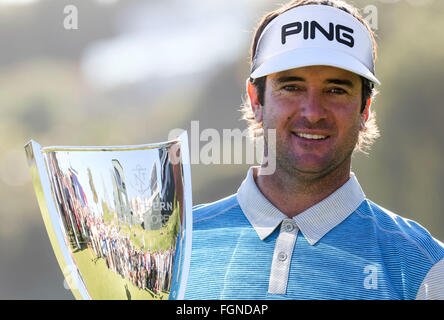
top-left (254, 162), bottom-right (351, 218)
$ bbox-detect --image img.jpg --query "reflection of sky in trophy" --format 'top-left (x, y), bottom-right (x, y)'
top-left (55, 149), bottom-right (162, 222)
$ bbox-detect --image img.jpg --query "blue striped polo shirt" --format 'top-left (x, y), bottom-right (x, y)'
top-left (184, 167), bottom-right (444, 300)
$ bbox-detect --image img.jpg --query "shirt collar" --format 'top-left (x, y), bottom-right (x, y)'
top-left (236, 167), bottom-right (365, 245)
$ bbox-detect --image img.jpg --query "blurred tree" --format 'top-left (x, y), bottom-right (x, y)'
top-left (88, 167), bottom-right (98, 205)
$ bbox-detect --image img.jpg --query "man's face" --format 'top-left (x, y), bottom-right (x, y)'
top-left (258, 65), bottom-right (364, 180)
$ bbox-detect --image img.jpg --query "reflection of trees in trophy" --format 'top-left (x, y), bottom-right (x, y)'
top-left (47, 153), bottom-right (78, 248)
top-left (46, 153), bottom-right (90, 251)
top-left (69, 168), bottom-right (90, 244)
top-left (111, 159), bottom-right (132, 226)
top-left (144, 161), bottom-right (162, 230)
top-left (87, 167), bottom-right (99, 218)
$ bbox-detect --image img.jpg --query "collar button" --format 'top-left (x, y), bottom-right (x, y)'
top-left (283, 220), bottom-right (295, 232)
top-left (278, 252), bottom-right (288, 262)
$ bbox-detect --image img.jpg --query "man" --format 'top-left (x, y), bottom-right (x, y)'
top-left (184, 0), bottom-right (444, 299)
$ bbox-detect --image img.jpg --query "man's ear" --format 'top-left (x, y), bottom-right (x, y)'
top-left (246, 79), bottom-right (263, 123)
top-left (361, 97), bottom-right (372, 129)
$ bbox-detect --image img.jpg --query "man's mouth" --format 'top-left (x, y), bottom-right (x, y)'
top-left (292, 132), bottom-right (329, 140)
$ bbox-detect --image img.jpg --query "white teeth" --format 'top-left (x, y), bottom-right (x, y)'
top-left (295, 133), bottom-right (327, 140)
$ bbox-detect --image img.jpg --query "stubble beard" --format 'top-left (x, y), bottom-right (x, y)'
top-left (263, 121), bottom-right (361, 189)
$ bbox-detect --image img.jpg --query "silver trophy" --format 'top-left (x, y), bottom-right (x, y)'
top-left (24, 131), bottom-right (192, 300)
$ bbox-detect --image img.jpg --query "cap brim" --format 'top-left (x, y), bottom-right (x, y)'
top-left (251, 47), bottom-right (380, 85)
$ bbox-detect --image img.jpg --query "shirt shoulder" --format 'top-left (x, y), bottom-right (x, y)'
top-left (356, 199), bottom-right (444, 299)
top-left (357, 200), bottom-right (444, 263)
top-left (192, 193), bottom-right (240, 224)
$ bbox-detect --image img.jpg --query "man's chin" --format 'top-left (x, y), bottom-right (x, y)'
top-left (278, 154), bottom-right (338, 179)
top-left (293, 166), bottom-right (332, 180)
top-left (286, 151), bottom-right (354, 181)
top-left (280, 161), bottom-right (327, 178)
top-left (293, 154), bottom-right (331, 171)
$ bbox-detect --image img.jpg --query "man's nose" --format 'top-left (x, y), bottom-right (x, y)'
top-left (299, 91), bottom-right (327, 123)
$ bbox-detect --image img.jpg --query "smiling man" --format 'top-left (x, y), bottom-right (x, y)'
top-left (251, 66), bottom-right (366, 218)
top-left (183, 0), bottom-right (444, 300)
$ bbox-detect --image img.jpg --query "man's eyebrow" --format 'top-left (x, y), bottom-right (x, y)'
top-left (325, 78), bottom-right (354, 88)
top-left (274, 77), bottom-right (355, 88)
top-left (274, 76), bottom-right (306, 83)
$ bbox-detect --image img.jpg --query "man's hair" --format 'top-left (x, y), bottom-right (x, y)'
top-left (241, 0), bottom-right (380, 153)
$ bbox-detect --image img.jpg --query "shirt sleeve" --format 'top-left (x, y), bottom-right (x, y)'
top-left (416, 258), bottom-right (444, 300)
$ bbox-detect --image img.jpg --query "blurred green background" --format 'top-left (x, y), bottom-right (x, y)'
top-left (0, 0), bottom-right (443, 299)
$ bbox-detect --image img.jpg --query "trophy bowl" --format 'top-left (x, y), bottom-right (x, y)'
top-left (24, 131), bottom-right (192, 300)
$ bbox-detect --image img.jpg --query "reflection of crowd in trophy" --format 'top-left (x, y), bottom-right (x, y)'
top-left (85, 215), bottom-right (174, 294)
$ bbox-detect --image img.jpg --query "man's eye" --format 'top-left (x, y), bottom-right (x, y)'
top-left (327, 87), bottom-right (347, 95)
top-left (282, 85), bottom-right (302, 92)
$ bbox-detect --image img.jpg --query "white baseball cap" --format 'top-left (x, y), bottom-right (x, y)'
top-left (250, 5), bottom-right (380, 85)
